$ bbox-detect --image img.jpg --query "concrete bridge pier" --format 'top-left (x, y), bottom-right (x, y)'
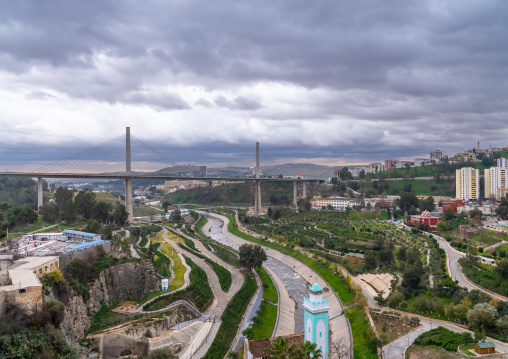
top-left (302, 181), bottom-right (307, 198)
top-left (37, 177), bottom-right (43, 210)
top-left (125, 126), bottom-right (133, 223)
top-left (293, 181), bottom-right (298, 207)
top-left (125, 178), bottom-right (133, 223)
top-left (255, 179), bottom-right (261, 214)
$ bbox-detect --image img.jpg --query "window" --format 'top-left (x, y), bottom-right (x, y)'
top-left (320, 332), bottom-right (322, 338)
top-left (308, 328), bottom-right (310, 333)
top-left (19, 289), bottom-right (26, 293)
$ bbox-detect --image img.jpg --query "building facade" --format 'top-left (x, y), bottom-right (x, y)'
top-left (485, 167), bottom-right (508, 200)
top-left (456, 167), bottom-right (480, 201)
top-left (411, 211), bottom-right (442, 231)
top-left (498, 158), bottom-right (508, 170)
top-left (311, 197), bottom-right (358, 211)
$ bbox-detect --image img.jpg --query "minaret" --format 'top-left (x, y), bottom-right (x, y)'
top-left (303, 283), bottom-right (330, 359)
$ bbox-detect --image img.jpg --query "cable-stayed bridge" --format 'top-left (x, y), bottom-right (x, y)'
top-left (0, 127), bottom-right (317, 221)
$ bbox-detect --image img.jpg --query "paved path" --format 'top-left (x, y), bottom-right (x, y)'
top-left (397, 224), bottom-right (508, 301)
top-left (485, 240), bottom-right (508, 253)
top-left (162, 224), bottom-right (246, 357)
top-left (203, 211), bottom-right (352, 353)
top-left (264, 265), bottom-right (296, 337)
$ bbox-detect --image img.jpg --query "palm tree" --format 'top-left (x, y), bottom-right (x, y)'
top-left (269, 337), bottom-right (297, 359)
top-left (295, 341), bottom-right (322, 359)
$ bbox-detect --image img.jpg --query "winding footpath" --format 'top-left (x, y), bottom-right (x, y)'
top-left (200, 211), bottom-right (353, 356)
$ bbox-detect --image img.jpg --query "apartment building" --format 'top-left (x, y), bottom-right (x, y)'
top-left (456, 167), bottom-right (480, 201)
top-left (498, 158), bottom-right (508, 170)
top-left (485, 167), bottom-right (508, 200)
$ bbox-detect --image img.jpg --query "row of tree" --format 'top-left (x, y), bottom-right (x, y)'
top-left (39, 188), bottom-right (128, 225)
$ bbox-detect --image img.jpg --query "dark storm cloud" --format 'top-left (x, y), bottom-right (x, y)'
top-left (1, 0), bottom-right (508, 166)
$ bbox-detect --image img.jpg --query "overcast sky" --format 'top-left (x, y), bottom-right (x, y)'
top-left (1, 0), bottom-right (508, 171)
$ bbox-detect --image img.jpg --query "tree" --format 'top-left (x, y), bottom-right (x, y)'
top-left (443, 208), bottom-right (456, 221)
top-left (269, 336), bottom-right (297, 359)
top-left (171, 209), bottom-right (182, 223)
top-left (495, 259), bottom-right (508, 278)
top-left (239, 244), bottom-right (267, 271)
top-left (295, 341), bottom-right (322, 359)
top-left (387, 290), bottom-right (404, 308)
top-left (397, 192), bottom-right (419, 213)
top-left (339, 167), bottom-right (353, 181)
top-left (469, 208), bottom-right (483, 221)
top-left (54, 187), bottom-right (73, 219)
top-left (86, 219), bottom-right (102, 234)
top-left (61, 199), bottom-right (76, 225)
top-left (496, 316), bottom-right (508, 335)
top-left (419, 196), bottom-right (435, 212)
top-left (92, 201), bottom-right (111, 223)
top-left (39, 203), bottom-right (58, 223)
top-left (43, 269), bottom-right (63, 285)
top-left (436, 220), bottom-right (448, 233)
top-left (467, 303), bottom-right (497, 332)
top-left (466, 247), bottom-right (479, 268)
top-left (162, 200), bottom-right (172, 212)
top-left (364, 252), bottom-right (377, 270)
top-left (74, 189), bottom-right (96, 220)
top-left (112, 203), bottom-right (128, 226)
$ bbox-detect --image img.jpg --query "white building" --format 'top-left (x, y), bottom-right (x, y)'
top-left (456, 167), bottom-right (480, 201)
top-left (498, 158), bottom-right (508, 170)
top-left (485, 167), bottom-right (508, 200)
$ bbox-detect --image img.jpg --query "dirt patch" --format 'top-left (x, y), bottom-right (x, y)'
top-left (372, 313), bottom-right (420, 345)
top-left (112, 301), bottom-right (139, 314)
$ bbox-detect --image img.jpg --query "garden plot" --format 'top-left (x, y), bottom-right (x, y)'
top-left (356, 273), bottom-right (394, 299)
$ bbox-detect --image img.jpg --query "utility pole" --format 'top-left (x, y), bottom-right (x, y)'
top-left (125, 127), bottom-right (133, 223)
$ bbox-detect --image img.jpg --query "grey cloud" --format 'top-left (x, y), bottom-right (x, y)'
top-left (121, 91), bottom-right (190, 110)
top-left (215, 95), bottom-right (262, 110)
top-left (195, 98), bottom-right (212, 107)
top-left (1, 0), bottom-right (508, 166)
top-left (25, 91), bottom-right (56, 100)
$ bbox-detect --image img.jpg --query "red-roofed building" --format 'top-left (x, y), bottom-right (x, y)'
top-left (292, 174), bottom-right (306, 179)
top-left (411, 211), bottom-right (442, 231)
top-left (442, 200), bottom-right (465, 214)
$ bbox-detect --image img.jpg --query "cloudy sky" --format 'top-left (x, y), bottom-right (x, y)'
top-left (1, 0), bottom-right (508, 171)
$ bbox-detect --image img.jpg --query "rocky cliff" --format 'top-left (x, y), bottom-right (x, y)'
top-left (48, 260), bottom-right (159, 358)
top-left (91, 261), bottom-right (159, 310)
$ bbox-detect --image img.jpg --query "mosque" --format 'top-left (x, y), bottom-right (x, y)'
top-left (244, 283), bottom-right (330, 359)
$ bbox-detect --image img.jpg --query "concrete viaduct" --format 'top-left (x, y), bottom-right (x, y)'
top-left (0, 128), bottom-right (316, 222)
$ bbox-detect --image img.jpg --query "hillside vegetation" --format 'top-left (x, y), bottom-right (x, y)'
top-left (170, 182), bottom-right (292, 206)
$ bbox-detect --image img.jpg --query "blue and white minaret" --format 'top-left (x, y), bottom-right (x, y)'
top-left (303, 283), bottom-right (329, 359)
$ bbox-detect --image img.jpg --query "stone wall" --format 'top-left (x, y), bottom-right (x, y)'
top-left (0, 290), bottom-right (5, 318)
top-left (59, 242), bottom-right (112, 271)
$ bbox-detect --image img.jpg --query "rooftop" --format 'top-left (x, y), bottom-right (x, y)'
top-left (67, 240), bottom-right (104, 250)
top-left (476, 342), bottom-right (495, 348)
top-left (8, 256), bottom-right (59, 271)
top-left (62, 230), bottom-right (100, 237)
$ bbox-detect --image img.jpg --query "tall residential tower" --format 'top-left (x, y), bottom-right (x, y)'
top-left (456, 167), bottom-right (479, 201)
